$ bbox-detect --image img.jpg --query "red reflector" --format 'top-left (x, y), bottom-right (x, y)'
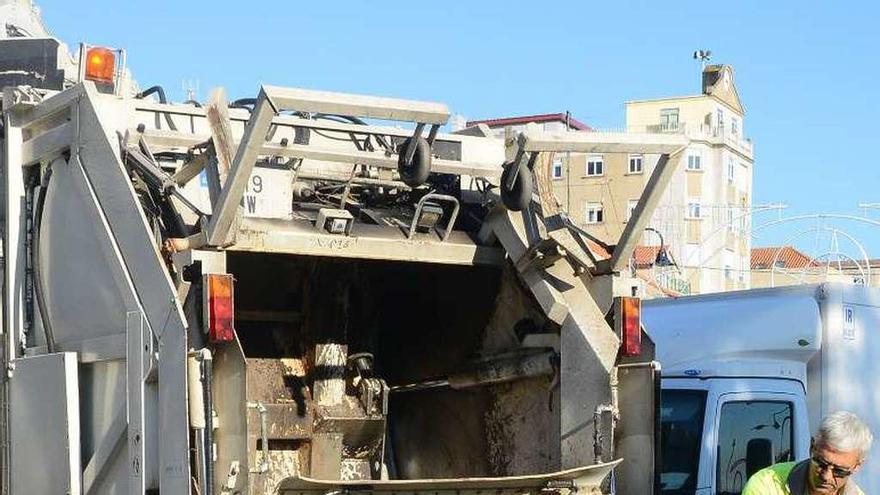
top-left (205, 274), bottom-right (235, 343)
top-left (620, 296), bottom-right (642, 357)
top-left (84, 47), bottom-right (116, 84)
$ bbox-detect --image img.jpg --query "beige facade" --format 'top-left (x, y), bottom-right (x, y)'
top-left (561, 65), bottom-right (754, 296)
top-left (836, 260), bottom-right (880, 287)
top-left (750, 268), bottom-right (853, 289)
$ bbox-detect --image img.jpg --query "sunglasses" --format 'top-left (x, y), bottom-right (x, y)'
top-left (811, 456), bottom-right (855, 479)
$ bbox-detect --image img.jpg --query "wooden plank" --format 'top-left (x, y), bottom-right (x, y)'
top-left (533, 152), bottom-right (561, 216)
top-left (205, 88), bottom-right (236, 181)
top-left (206, 90), bottom-right (276, 245)
top-left (170, 152), bottom-right (208, 186)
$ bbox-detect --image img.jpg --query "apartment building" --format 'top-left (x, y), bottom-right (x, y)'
top-left (468, 65), bottom-right (755, 296)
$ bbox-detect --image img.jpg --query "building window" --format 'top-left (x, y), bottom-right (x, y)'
top-left (660, 108), bottom-right (680, 131)
top-left (774, 260), bottom-right (786, 269)
top-left (552, 157), bottom-right (564, 179)
top-left (686, 200), bottom-right (701, 219)
top-left (724, 265), bottom-right (734, 281)
top-left (854, 276), bottom-right (867, 286)
top-left (731, 117), bottom-right (739, 136)
top-left (727, 158), bottom-right (735, 183)
top-left (687, 153), bottom-right (702, 171)
top-left (716, 108), bottom-right (724, 130)
top-left (586, 155), bottom-right (604, 176)
top-left (626, 199), bottom-right (639, 221)
top-left (586, 202), bottom-right (604, 224)
top-left (726, 205), bottom-right (735, 229)
top-left (628, 154), bottom-right (643, 174)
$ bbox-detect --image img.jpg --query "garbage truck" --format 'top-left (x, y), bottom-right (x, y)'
top-left (644, 283), bottom-right (880, 494)
top-left (0, 4), bottom-right (691, 493)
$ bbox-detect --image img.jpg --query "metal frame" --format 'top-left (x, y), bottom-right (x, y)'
top-left (512, 131), bottom-right (688, 275)
top-left (204, 85), bottom-right (452, 246)
top-left (2, 82), bottom-right (192, 493)
top-left (408, 193), bottom-right (460, 242)
top-left (139, 127), bottom-right (498, 178)
top-left (76, 43), bottom-right (127, 96)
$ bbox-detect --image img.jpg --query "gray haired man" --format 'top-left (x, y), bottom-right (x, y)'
top-left (743, 411), bottom-right (872, 495)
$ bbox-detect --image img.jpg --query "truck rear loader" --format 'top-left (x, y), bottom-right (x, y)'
top-left (0, 14), bottom-right (686, 493)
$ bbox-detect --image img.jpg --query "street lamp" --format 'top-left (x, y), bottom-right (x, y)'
top-left (645, 227), bottom-right (675, 267)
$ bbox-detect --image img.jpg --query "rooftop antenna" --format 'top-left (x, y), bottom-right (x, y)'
top-left (182, 78), bottom-right (200, 103)
top-left (693, 49), bottom-right (712, 70)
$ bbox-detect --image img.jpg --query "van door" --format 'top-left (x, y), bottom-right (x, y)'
top-left (711, 391), bottom-right (804, 495)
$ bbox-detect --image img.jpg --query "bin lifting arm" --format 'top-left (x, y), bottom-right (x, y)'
top-left (504, 130), bottom-right (688, 275)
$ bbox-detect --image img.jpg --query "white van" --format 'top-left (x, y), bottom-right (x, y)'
top-left (643, 283), bottom-right (880, 494)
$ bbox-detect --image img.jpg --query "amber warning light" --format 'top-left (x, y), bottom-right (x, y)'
top-left (84, 47), bottom-right (116, 84)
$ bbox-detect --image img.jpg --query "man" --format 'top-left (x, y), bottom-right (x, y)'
top-left (743, 411), bottom-right (873, 495)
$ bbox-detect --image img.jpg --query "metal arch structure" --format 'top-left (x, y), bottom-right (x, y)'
top-left (669, 209), bottom-right (879, 291)
top-left (749, 213), bottom-right (880, 287)
top-left (765, 226), bottom-right (871, 288)
top-left (800, 251), bottom-right (868, 286)
top-left (752, 213), bottom-right (880, 233)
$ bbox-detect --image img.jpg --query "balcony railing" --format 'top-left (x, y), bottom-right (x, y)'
top-left (641, 122), bottom-right (753, 155)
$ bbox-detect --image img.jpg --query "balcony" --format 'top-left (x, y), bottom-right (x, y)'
top-left (642, 122), bottom-right (753, 157)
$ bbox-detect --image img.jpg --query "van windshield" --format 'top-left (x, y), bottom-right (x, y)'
top-left (661, 389), bottom-right (708, 494)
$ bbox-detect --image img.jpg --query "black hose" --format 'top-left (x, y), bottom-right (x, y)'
top-left (32, 167), bottom-right (56, 353)
top-left (230, 98), bottom-right (256, 110)
top-left (136, 85), bottom-right (169, 102)
top-left (135, 85), bottom-right (178, 131)
top-left (202, 357), bottom-right (214, 495)
top-left (313, 113), bottom-right (392, 150)
top-left (183, 99), bottom-right (202, 108)
top-left (24, 177), bottom-right (35, 344)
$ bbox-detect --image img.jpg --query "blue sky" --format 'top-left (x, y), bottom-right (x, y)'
top-left (37, 0), bottom-right (880, 258)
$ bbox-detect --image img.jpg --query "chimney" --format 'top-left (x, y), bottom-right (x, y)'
top-left (701, 65), bottom-right (723, 95)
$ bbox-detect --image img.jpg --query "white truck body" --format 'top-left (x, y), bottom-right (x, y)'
top-left (643, 283), bottom-right (880, 494)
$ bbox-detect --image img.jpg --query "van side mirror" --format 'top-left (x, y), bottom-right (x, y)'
top-left (746, 438), bottom-right (774, 478)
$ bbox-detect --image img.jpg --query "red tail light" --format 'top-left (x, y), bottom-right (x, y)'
top-left (204, 274), bottom-right (235, 343)
top-left (618, 296), bottom-right (642, 357)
